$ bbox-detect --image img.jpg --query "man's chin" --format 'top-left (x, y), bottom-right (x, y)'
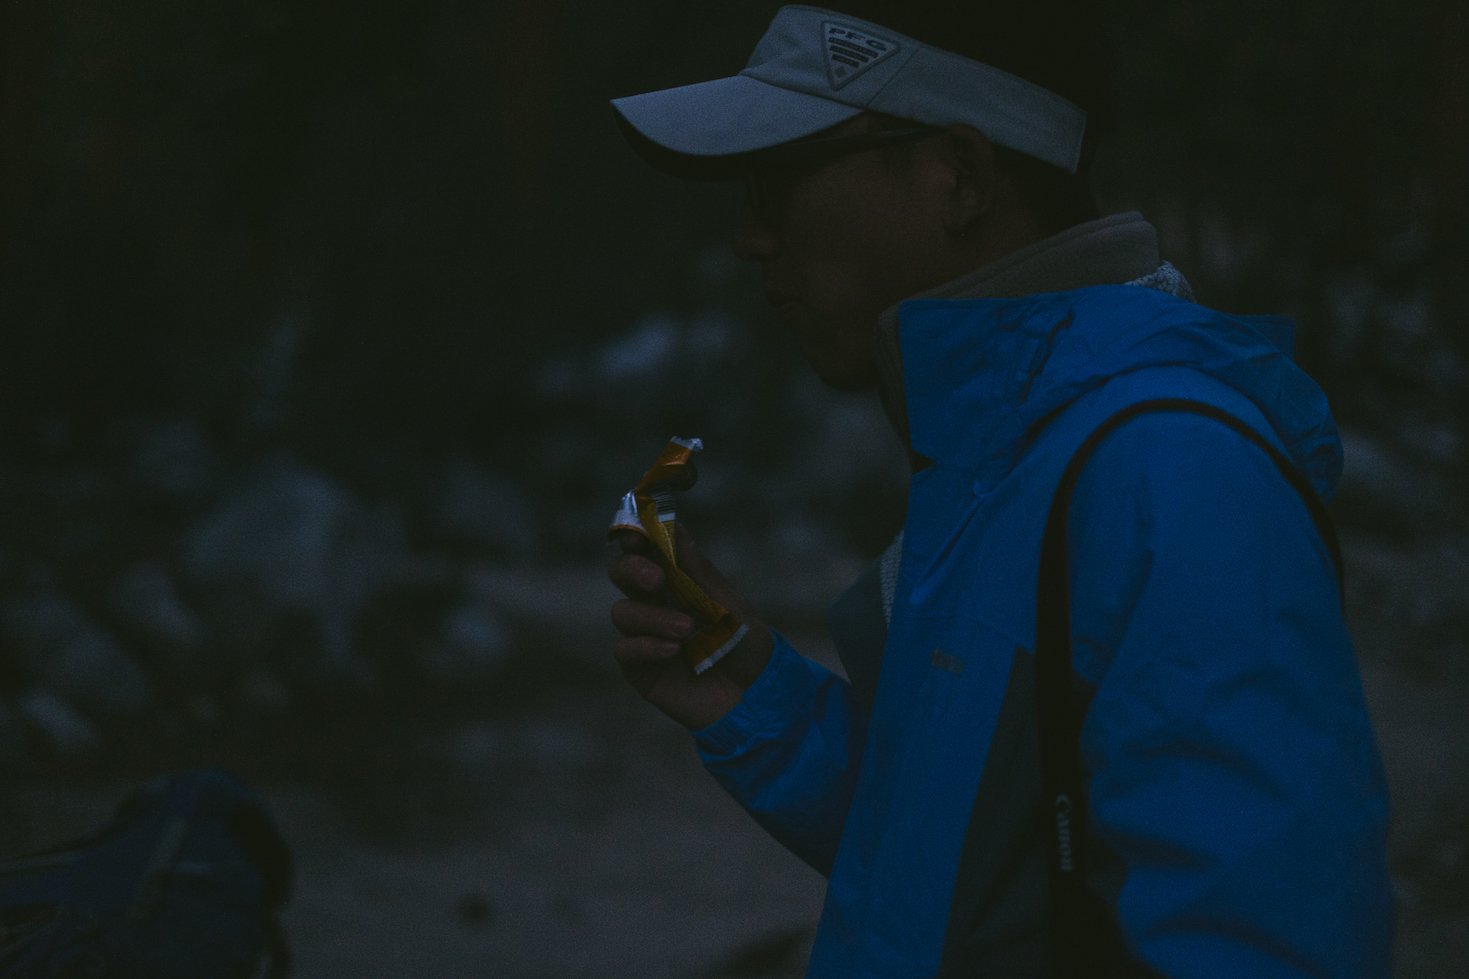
top-left (777, 303), bottom-right (879, 389)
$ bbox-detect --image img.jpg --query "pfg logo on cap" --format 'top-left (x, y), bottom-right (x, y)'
top-left (823, 21), bottom-right (900, 90)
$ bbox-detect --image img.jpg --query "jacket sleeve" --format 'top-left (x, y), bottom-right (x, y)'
top-left (692, 630), bottom-right (867, 876)
top-left (1066, 411), bottom-right (1393, 979)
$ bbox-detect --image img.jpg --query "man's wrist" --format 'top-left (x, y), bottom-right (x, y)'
top-left (690, 628), bottom-right (795, 753)
top-left (712, 623), bottom-right (775, 692)
top-left (672, 625), bottom-right (774, 731)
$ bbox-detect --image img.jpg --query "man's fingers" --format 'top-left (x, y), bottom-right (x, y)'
top-left (608, 553), bottom-right (666, 598)
top-left (613, 529), bottom-right (656, 557)
top-left (610, 599), bottom-right (693, 640)
top-left (613, 634), bottom-right (685, 674)
top-left (672, 523), bottom-right (751, 617)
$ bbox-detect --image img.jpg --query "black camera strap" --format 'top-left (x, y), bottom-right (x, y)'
top-left (1036, 398), bottom-right (1343, 977)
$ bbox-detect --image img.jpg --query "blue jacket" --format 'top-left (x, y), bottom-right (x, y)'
top-left (692, 284), bottom-right (1393, 978)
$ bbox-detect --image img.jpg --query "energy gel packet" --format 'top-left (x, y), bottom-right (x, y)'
top-left (609, 437), bottom-right (749, 675)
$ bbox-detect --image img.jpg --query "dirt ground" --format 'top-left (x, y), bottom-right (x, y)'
top-left (3, 534), bottom-right (1467, 978)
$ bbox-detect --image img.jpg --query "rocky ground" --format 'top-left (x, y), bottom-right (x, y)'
top-left (1342, 534), bottom-right (1469, 979)
top-left (0, 562), bottom-right (846, 978)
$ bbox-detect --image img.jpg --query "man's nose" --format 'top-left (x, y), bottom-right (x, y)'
top-left (732, 201), bottom-right (778, 262)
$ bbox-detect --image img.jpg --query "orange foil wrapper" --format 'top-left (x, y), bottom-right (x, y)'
top-left (608, 437), bottom-right (749, 674)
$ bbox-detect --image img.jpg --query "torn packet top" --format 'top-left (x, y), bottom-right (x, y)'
top-left (608, 437), bottom-right (749, 675)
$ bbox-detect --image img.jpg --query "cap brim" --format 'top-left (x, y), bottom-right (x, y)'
top-left (611, 74), bottom-right (862, 180)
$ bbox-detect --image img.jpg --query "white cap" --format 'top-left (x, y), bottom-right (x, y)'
top-left (611, 5), bottom-right (1088, 177)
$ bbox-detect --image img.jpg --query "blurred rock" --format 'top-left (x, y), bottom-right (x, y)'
top-left (110, 562), bottom-right (207, 653)
top-left (1334, 427), bottom-right (1460, 537)
top-left (238, 668), bottom-right (293, 715)
top-left (1345, 533), bottom-right (1469, 680)
top-left (186, 692), bottom-right (221, 726)
top-left (450, 722), bottom-right (509, 769)
top-left (700, 924), bottom-right (812, 979)
top-left (550, 894), bottom-right (583, 921)
top-left (0, 699), bottom-right (29, 766)
top-left (1397, 419), bottom-right (1465, 469)
top-left (1326, 272), bottom-right (1375, 362)
top-left (455, 891), bottom-right (495, 928)
top-left (1395, 803), bottom-right (1469, 914)
top-left (461, 562), bottom-right (620, 659)
top-left (17, 687), bottom-right (99, 754)
top-left (243, 314), bottom-right (305, 436)
top-left (129, 418), bottom-right (218, 500)
top-left (435, 457), bottom-right (538, 557)
top-left (597, 315), bottom-right (679, 383)
top-left (422, 605), bottom-right (511, 681)
top-left (532, 427), bottom-right (637, 515)
top-left (2, 592), bottom-right (151, 716)
top-left (535, 357), bottom-right (583, 401)
top-left (185, 460), bottom-right (405, 664)
top-left (517, 719), bottom-right (599, 769)
top-left (685, 311), bottom-right (741, 364)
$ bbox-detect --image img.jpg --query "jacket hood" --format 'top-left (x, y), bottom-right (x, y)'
top-left (898, 285), bottom-right (1344, 500)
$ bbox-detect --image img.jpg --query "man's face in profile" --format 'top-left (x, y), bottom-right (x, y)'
top-left (731, 116), bottom-right (953, 391)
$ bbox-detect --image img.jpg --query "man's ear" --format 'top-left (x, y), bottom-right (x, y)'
top-left (940, 124), bottom-right (996, 239)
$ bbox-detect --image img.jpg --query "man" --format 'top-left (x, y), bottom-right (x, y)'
top-left (606, 4), bottom-right (1393, 977)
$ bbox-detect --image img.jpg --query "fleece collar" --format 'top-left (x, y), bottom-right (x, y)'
top-left (874, 212), bottom-right (1163, 453)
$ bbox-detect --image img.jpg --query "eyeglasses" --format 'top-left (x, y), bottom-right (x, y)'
top-left (740, 126), bottom-right (940, 218)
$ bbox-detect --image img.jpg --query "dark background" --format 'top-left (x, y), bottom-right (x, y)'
top-left (1, 2), bottom-right (1466, 975)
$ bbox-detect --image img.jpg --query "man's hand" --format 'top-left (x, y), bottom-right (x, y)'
top-left (608, 523), bottom-right (774, 730)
